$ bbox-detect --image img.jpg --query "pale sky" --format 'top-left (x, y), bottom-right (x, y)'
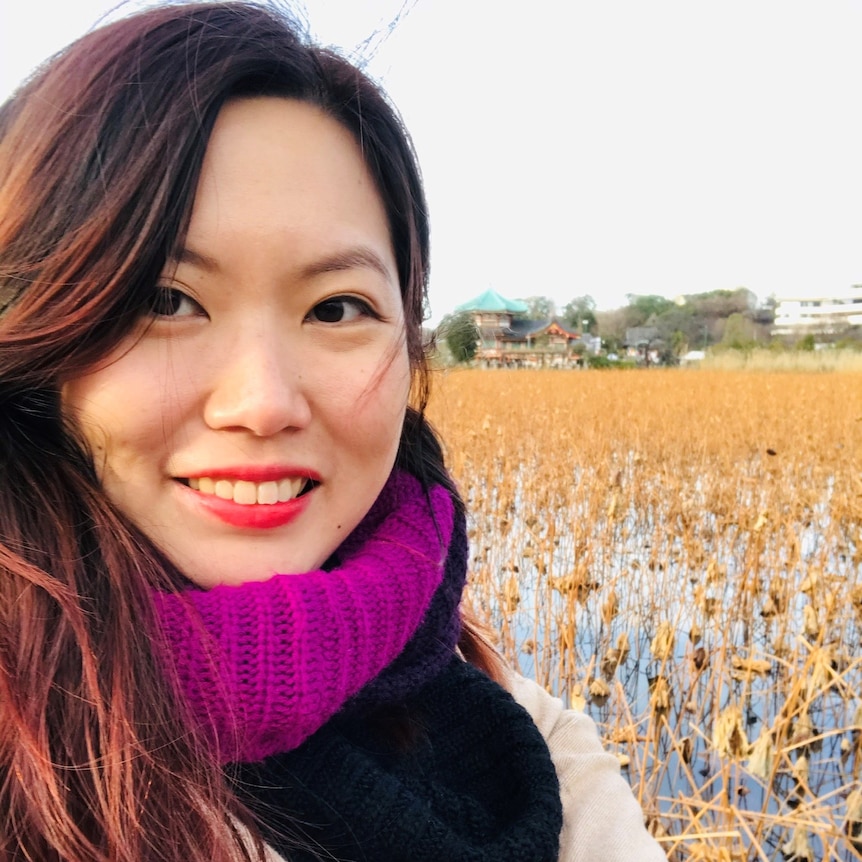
top-left (2, 1), bottom-right (861, 325)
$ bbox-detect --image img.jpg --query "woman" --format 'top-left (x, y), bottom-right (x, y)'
top-left (0, 3), bottom-right (666, 860)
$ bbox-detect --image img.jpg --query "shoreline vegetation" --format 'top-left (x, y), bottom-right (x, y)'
top-left (432, 346), bottom-right (862, 374)
top-left (700, 348), bottom-right (862, 374)
top-left (429, 368), bottom-right (862, 861)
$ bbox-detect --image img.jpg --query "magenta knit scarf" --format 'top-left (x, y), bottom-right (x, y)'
top-left (152, 469), bottom-right (459, 764)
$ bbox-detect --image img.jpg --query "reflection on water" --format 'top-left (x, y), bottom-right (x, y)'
top-left (464, 470), bottom-right (861, 861)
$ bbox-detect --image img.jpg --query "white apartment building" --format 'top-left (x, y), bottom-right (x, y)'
top-left (772, 284), bottom-right (862, 335)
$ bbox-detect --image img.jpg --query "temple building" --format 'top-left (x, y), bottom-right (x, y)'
top-left (455, 289), bottom-right (586, 367)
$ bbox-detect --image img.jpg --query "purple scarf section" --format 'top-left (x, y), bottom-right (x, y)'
top-left (152, 469), bottom-right (465, 764)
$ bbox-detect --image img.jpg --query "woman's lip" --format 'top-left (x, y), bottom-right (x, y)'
top-left (180, 465), bottom-right (322, 483)
top-left (176, 481), bottom-right (314, 530)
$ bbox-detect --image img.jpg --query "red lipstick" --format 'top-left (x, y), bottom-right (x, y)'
top-left (175, 466), bottom-right (319, 529)
top-left (190, 491), bottom-right (311, 529)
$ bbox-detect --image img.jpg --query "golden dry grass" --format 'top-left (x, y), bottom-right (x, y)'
top-left (702, 349), bottom-right (862, 374)
top-left (428, 368), bottom-right (862, 861)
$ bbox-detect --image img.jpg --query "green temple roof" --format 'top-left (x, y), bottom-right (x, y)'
top-left (455, 289), bottom-right (528, 314)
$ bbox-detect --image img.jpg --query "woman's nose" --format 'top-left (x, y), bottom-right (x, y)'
top-left (203, 328), bottom-right (312, 437)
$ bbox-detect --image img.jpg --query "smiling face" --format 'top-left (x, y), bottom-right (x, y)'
top-left (62, 98), bottom-right (411, 587)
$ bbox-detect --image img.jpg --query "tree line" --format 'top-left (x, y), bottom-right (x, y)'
top-left (438, 288), bottom-right (780, 362)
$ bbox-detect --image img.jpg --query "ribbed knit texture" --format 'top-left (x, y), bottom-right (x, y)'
top-left (152, 470), bottom-right (454, 763)
top-left (233, 658), bottom-right (564, 862)
top-left (349, 490), bottom-right (468, 708)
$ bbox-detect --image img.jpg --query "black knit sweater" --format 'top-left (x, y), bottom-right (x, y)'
top-left (231, 657), bottom-right (563, 862)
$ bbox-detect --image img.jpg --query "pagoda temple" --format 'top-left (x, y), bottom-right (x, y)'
top-left (455, 289), bottom-right (584, 367)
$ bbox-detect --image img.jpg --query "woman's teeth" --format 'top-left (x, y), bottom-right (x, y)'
top-left (187, 477), bottom-right (307, 505)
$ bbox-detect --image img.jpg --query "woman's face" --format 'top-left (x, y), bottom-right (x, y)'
top-left (63, 98), bottom-right (411, 586)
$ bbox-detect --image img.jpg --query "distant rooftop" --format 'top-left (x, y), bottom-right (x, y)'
top-left (777, 284), bottom-right (862, 303)
top-left (455, 289), bottom-right (529, 314)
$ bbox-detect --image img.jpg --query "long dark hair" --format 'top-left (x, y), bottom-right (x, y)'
top-left (0, 4), bottom-right (498, 860)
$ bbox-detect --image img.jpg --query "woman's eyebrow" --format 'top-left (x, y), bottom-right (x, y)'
top-left (168, 246), bottom-right (393, 281)
top-left (301, 247), bottom-right (393, 281)
top-left (168, 246), bottom-right (221, 273)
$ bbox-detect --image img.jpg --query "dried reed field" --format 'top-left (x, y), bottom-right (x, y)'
top-left (427, 368), bottom-right (862, 862)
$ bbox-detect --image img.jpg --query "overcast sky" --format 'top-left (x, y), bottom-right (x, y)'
top-left (2, 1), bottom-right (861, 324)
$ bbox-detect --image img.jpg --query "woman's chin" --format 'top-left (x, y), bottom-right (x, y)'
top-left (170, 546), bottom-right (331, 589)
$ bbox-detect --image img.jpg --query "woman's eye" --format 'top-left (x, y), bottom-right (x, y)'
top-left (148, 287), bottom-right (204, 318)
top-left (308, 296), bottom-right (374, 324)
